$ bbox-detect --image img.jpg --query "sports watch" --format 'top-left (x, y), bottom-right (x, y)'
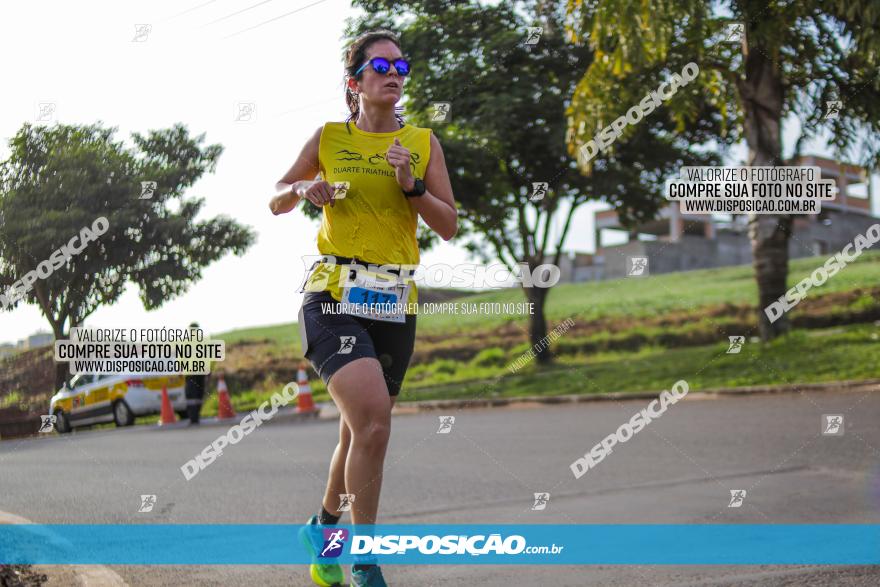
top-left (402, 177), bottom-right (426, 198)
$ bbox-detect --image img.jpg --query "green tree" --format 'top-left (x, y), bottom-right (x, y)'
top-left (565, 0), bottom-right (880, 340)
top-left (0, 122), bottom-right (255, 388)
top-left (348, 0), bottom-right (721, 363)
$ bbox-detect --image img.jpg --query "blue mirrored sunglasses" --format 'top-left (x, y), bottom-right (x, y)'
top-left (355, 57), bottom-right (411, 77)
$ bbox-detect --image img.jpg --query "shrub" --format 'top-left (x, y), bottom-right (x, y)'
top-left (470, 347), bottom-right (507, 368)
top-left (432, 359), bottom-right (459, 375)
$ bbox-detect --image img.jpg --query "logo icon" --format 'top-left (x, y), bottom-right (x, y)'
top-left (824, 100), bottom-right (842, 120)
top-left (408, 152), bottom-right (421, 173)
top-left (728, 489), bottom-right (746, 508)
top-left (337, 493), bottom-right (355, 512)
top-left (524, 27), bottom-right (543, 46)
top-left (335, 149), bottom-right (363, 161)
top-left (431, 102), bottom-right (451, 123)
top-left (338, 336), bottom-right (356, 355)
top-left (367, 152), bottom-right (388, 166)
top-left (531, 492), bottom-right (550, 510)
top-left (822, 414), bottom-right (844, 436)
top-left (726, 336), bottom-right (745, 354)
top-left (133, 24), bottom-right (152, 42)
top-left (725, 23), bottom-right (744, 43)
top-left (627, 256), bottom-right (649, 277)
top-left (38, 415), bottom-right (57, 433)
top-left (437, 415), bottom-right (455, 434)
top-left (35, 102), bottom-right (56, 122)
top-left (319, 527), bottom-right (349, 558)
top-left (529, 182), bottom-right (548, 202)
top-left (138, 494), bottom-right (157, 513)
top-left (234, 102), bottom-right (256, 123)
top-left (332, 181), bottom-right (350, 200)
top-left (140, 181), bottom-right (157, 200)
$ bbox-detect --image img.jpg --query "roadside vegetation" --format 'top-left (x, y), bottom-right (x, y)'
top-left (3, 252), bottom-right (878, 428)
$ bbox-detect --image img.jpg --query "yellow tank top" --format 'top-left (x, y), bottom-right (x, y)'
top-left (306, 121), bottom-right (433, 311)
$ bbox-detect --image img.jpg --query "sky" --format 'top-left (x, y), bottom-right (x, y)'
top-left (1, 0), bottom-right (877, 344)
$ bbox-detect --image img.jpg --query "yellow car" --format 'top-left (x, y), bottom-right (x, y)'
top-left (49, 373), bottom-right (186, 433)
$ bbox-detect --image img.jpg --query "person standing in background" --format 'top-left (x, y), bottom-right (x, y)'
top-left (184, 321), bottom-right (207, 425)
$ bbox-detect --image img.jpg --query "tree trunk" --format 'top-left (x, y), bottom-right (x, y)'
top-left (48, 320), bottom-right (69, 391)
top-left (32, 281), bottom-right (70, 391)
top-left (738, 33), bottom-right (790, 341)
top-left (525, 285), bottom-right (551, 365)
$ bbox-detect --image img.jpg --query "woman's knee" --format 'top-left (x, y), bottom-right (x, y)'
top-left (328, 358), bottom-right (392, 449)
top-left (350, 415), bottom-right (391, 452)
top-left (338, 419), bottom-right (352, 450)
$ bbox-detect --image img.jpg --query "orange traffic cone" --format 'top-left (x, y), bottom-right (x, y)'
top-left (216, 375), bottom-right (236, 420)
top-left (296, 362), bottom-right (317, 414)
top-left (159, 386), bottom-right (177, 425)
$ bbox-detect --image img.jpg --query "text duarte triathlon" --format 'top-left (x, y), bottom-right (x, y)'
top-left (579, 62), bottom-right (700, 163)
top-left (1, 217), bottom-right (109, 308)
top-left (570, 380), bottom-right (690, 478)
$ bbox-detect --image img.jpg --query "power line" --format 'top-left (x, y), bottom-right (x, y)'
top-left (164, 0), bottom-right (221, 22)
top-left (222, 0), bottom-right (328, 39)
top-left (204, 0), bottom-right (278, 26)
top-left (273, 94), bottom-right (340, 118)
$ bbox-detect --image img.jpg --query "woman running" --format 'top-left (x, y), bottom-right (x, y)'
top-left (269, 30), bottom-right (457, 587)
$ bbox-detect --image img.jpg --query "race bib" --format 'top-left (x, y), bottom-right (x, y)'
top-left (340, 267), bottom-right (410, 323)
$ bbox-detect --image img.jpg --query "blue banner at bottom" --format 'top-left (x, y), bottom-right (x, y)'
top-left (1, 524), bottom-right (878, 565)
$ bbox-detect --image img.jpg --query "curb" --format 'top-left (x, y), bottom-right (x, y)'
top-left (0, 511), bottom-right (127, 586)
top-left (11, 379), bottom-right (880, 437)
top-left (392, 378), bottom-right (880, 412)
top-left (159, 408), bottom-right (325, 429)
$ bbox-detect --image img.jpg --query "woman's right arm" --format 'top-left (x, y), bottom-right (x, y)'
top-left (269, 125), bottom-right (335, 215)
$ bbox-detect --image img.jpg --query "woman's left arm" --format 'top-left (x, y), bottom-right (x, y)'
top-left (408, 134), bottom-right (458, 241)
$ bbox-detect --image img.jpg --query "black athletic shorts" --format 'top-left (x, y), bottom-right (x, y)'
top-left (298, 290), bottom-right (417, 396)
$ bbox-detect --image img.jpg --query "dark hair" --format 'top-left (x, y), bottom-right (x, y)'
top-left (343, 29), bottom-right (405, 132)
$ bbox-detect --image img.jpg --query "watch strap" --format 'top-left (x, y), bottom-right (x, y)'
top-left (403, 177), bottom-right (426, 198)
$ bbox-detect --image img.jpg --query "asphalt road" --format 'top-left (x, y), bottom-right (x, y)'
top-left (2, 386), bottom-right (879, 586)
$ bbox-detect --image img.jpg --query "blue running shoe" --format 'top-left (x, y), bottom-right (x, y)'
top-left (350, 564), bottom-right (388, 587)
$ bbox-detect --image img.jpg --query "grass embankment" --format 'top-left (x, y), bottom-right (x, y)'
top-left (6, 252), bottom-right (875, 430)
top-left (398, 324), bottom-right (880, 401)
top-left (197, 251), bottom-right (879, 417)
